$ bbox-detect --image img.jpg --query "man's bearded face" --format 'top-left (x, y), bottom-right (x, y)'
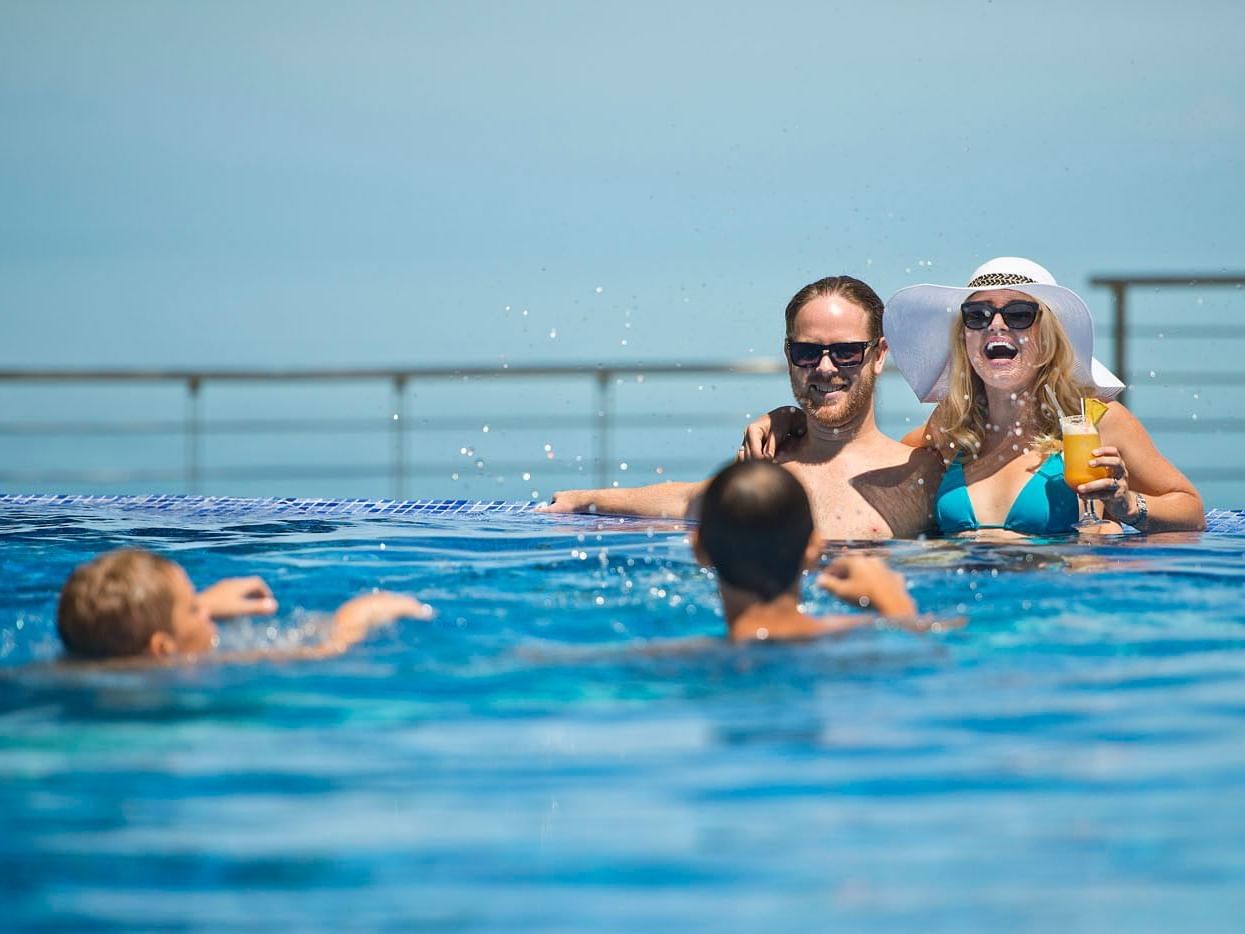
top-left (786, 296), bottom-right (882, 429)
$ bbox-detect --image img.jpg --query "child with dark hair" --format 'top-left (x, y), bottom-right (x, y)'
top-left (57, 548), bottom-right (430, 664)
top-left (694, 461), bottom-right (925, 642)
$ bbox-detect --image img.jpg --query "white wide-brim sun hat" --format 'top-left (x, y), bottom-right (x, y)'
top-left (885, 256), bottom-right (1125, 403)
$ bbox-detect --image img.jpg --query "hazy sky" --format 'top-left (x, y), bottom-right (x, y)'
top-left (1, 0), bottom-right (1242, 500)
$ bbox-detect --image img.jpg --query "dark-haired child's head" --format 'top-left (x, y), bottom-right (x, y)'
top-left (695, 461), bottom-right (817, 600)
top-left (57, 549), bottom-right (216, 659)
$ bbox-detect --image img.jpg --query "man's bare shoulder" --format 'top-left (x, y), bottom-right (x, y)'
top-left (859, 432), bottom-right (944, 472)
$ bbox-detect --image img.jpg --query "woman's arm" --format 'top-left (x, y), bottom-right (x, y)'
top-left (739, 406), bottom-right (807, 460)
top-left (1084, 402), bottom-right (1205, 532)
top-left (900, 406), bottom-right (945, 450)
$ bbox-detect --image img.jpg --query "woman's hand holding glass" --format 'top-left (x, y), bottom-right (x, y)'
top-left (1077, 445), bottom-right (1138, 524)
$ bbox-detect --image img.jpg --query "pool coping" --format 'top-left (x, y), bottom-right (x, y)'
top-left (1, 493), bottom-right (1243, 534)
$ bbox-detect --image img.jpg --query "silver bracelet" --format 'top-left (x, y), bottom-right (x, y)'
top-left (1129, 492), bottom-right (1149, 531)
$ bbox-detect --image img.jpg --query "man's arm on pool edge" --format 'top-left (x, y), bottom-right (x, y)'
top-left (540, 480), bottom-right (707, 519)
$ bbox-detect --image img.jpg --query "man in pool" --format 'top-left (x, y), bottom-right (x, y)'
top-left (695, 461), bottom-right (930, 641)
top-left (56, 548), bottom-right (431, 664)
top-left (542, 275), bottom-right (942, 539)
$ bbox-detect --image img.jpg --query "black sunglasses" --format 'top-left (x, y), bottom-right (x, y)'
top-left (960, 300), bottom-right (1039, 331)
top-left (785, 338), bottom-right (878, 369)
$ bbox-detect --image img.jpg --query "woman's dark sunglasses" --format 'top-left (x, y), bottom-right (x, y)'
top-left (961, 300), bottom-right (1039, 331)
top-left (785, 338), bottom-right (878, 368)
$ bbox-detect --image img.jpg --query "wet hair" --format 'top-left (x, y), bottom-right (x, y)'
top-left (699, 461), bottom-right (815, 601)
top-left (57, 549), bottom-right (178, 659)
top-left (784, 276), bottom-right (885, 340)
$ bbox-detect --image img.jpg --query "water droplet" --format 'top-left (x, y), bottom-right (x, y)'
top-left (450, 472), bottom-right (459, 480)
top-left (595, 286), bottom-right (604, 294)
top-left (619, 462), bottom-right (629, 471)
top-left (392, 413), bottom-right (399, 421)
top-left (522, 472), bottom-right (531, 481)
top-left (1150, 370), bottom-right (1157, 378)
top-left (594, 595), bottom-right (605, 605)
top-left (548, 328), bottom-right (558, 339)
top-left (482, 425), bottom-right (490, 433)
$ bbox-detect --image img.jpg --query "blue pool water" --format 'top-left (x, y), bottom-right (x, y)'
top-left (4, 496), bottom-right (1245, 931)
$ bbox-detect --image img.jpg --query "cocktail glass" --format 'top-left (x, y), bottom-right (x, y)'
top-left (1061, 414), bottom-right (1109, 527)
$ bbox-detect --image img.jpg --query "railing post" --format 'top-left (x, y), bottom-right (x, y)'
top-left (185, 377), bottom-right (201, 494)
top-left (392, 375), bottom-right (407, 500)
top-left (1111, 281), bottom-right (1128, 396)
top-left (594, 369), bottom-right (612, 488)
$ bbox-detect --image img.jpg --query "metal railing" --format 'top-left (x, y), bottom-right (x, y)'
top-left (1090, 274), bottom-right (1245, 394)
top-left (0, 361), bottom-right (794, 495)
top-left (2, 271), bottom-right (1242, 497)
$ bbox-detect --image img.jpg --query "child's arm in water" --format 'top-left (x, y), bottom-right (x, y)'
top-left (317, 592), bottom-right (434, 657)
top-left (814, 555), bottom-right (953, 635)
top-left (213, 592), bottom-right (433, 664)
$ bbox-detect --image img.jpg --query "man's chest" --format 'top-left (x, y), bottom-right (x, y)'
top-left (782, 456), bottom-right (938, 539)
top-left (783, 463), bottom-right (894, 539)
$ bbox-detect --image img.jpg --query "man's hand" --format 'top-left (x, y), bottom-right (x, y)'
top-left (739, 406), bottom-right (807, 460)
top-left (538, 490), bottom-right (599, 514)
top-left (199, 576), bottom-right (278, 619)
top-left (817, 556), bottom-right (915, 618)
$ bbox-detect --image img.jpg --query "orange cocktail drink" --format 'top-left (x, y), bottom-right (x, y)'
top-left (1061, 418), bottom-right (1109, 489)
top-left (1061, 413), bottom-right (1109, 526)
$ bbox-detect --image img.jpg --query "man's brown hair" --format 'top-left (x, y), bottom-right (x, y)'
top-left (784, 275), bottom-right (885, 340)
top-left (57, 549), bottom-right (178, 659)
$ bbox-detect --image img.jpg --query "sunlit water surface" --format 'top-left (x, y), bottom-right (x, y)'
top-left (3, 502), bottom-right (1245, 931)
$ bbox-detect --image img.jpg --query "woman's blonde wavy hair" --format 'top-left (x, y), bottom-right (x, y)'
top-left (933, 299), bottom-right (1092, 462)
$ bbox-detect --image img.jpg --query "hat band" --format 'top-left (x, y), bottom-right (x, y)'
top-left (966, 272), bottom-right (1038, 288)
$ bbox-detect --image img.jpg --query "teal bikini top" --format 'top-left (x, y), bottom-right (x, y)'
top-left (935, 452), bottom-right (1079, 535)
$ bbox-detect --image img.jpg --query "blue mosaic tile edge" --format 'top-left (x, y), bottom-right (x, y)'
top-left (0, 493), bottom-right (539, 519)
top-left (0, 494), bottom-right (1242, 533)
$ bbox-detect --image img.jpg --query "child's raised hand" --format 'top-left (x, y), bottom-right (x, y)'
top-left (817, 556), bottom-right (915, 618)
top-left (199, 576), bottom-right (278, 619)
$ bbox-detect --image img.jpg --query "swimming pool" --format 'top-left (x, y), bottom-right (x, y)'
top-left (4, 494), bottom-right (1245, 930)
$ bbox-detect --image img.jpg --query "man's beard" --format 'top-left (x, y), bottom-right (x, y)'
top-left (789, 366), bottom-right (877, 429)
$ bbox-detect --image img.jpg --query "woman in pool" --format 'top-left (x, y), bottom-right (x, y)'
top-left (745, 257), bottom-right (1204, 536)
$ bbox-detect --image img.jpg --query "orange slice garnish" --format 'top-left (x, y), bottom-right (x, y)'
top-left (1084, 397), bottom-right (1110, 426)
